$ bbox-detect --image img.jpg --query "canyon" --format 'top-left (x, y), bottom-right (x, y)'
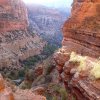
top-left (0, 0), bottom-right (100, 100)
top-left (27, 4), bottom-right (69, 46)
top-left (0, 0), bottom-right (46, 99)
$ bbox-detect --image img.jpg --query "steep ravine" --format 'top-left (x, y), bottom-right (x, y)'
top-left (0, 0), bottom-right (100, 100)
top-left (27, 4), bottom-right (69, 46)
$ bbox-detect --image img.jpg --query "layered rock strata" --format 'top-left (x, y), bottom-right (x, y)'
top-left (54, 50), bottom-right (100, 100)
top-left (0, 31), bottom-right (45, 69)
top-left (0, 0), bottom-right (28, 32)
top-left (0, 0), bottom-right (46, 69)
top-left (54, 0), bottom-right (100, 99)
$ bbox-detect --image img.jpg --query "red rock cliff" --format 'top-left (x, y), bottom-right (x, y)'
top-left (63, 0), bottom-right (100, 57)
top-left (0, 0), bottom-right (28, 32)
top-left (0, 0), bottom-right (46, 69)
top-left (54, 0), bottom-right (100, 99)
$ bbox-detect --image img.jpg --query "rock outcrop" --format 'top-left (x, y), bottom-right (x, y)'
top-left (14, 89), bottom-right (46, 100)
top-left (54, 50), bottom-right (100, 100)
top-left (54, 0), bottom-right (100, 99)
top-left (0, 74), bottom-right (46, 100)
top-left (0, 74), bottom-right (14, 100)
top-left (0, 0), bottom-right (46, 69)
top-left (62, 0), bottom-right (100, 57)
top-left (0, 0), bottom-right (28, 32)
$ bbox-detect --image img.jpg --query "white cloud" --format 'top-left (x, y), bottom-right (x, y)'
top-left (23, 0), bottom-right (73, 8)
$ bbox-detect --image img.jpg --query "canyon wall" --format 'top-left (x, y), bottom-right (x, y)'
top-left (0, 0), bottom-right (46, 69)
top-left (62, 0), bottom-right (100, 57)
top-left (27, 4), bottom-right (69, 46)
top-left (54, 0), bottom-right (100, 99)
top-left (0, 0), bottom-right (28, 32)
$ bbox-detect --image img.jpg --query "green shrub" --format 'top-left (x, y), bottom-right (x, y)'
top-left (42, 44), bottom-right (58, 56)
top-left (23, 55), bottom-right (41, 67)
top-left (48, 84), bottom-right (68, 100)
top-left (52, 96), bottom-right (57, 100)
top-left (19, 81), bottom-right (32, 89)
top-left (90, 61), bottom-right (100, 79)
top-left (45, 93), bottom-right (53, 100)
top-left (18, 67), bottom-right (26, 78)
top-left (25, 69), bottom-right (34, 81)
top-left (59, 88), bottom-right (68, 100)
top-left (72, 96), bottom-right (76, 100)
top-left (6, 70), bottom-right (19, 80)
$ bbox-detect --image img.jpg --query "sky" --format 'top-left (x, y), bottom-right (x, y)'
top-left (23, 0), bottom-right (73, 8)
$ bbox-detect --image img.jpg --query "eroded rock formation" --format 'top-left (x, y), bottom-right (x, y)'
top-left (54, 0), bottom-right (100, 99)
top-left (54, 50), bottom-right (100, 100)
top-left (0, 0), bottom-right (46, 69)
top-left (0, 74), bottom-right (46, 100)
top-left (0, 0), bottom-right (28, 32)
top-left (62, 0), bottom-right (100, 57)
top-left (0, 74), bottom-right (14, 100)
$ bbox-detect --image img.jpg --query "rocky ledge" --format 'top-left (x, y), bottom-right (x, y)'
top-left (54, 49), bottom-right (100, 100)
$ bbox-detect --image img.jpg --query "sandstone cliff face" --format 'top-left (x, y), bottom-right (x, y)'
top-left (54, 0), bottom-right (100, 99)
top-left (0, 0), bottom-right (28, 32)
top-left (0, 0), bottom-right (46, 69)
top-left (63, 0), bottom-right (100, 57)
